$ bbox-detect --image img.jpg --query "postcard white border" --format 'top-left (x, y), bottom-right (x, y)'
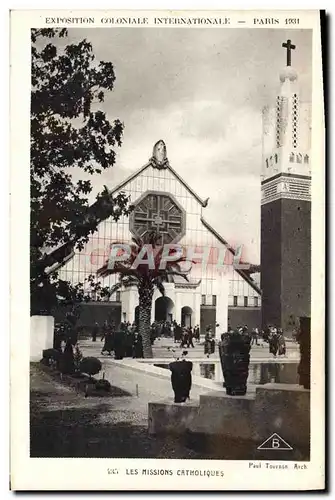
top-left (10, 9), bottom-right (325, 491)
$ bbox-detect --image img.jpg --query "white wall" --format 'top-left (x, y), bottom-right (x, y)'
top-left (30, 315), bottom-right (54, 362)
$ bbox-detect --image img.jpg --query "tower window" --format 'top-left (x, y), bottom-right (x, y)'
top-left (290, 153), bottom-right (295, 162)
top-left (276, 96), bottom-right (283, 148)
top-left (304, 154), bottom-right (309, 164)
top-left (254, 296), bottom-right (259, 307)
top-left (201, 295), bottom-right (206, 306)
top-left (233, 296), bottom-right (238, 307)
top-left (292, 94), bottom-right (299, 149)
top-left (212, 295), bottom-right (217, 306)
top-left (244, 296), bottom-right (248, 307)
top-left (274, 153), bottom-right (278, 163)
top-left (116, 291), bottom-right (121, 302)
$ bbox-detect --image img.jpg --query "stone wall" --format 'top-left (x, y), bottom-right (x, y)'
top-left (148, 383), bottom-right (310, 453)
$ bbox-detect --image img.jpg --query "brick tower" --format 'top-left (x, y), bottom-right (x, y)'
top-left (261, 40), bottom-right (311, 335)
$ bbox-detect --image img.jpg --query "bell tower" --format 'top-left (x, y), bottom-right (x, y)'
top-left (261, 40), bottom-right (311, 334)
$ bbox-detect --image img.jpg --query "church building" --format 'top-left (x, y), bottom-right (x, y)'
top-left (58, 141), bottom-right (261, 339)
top-left (261, 40), bottom-right (311, 334)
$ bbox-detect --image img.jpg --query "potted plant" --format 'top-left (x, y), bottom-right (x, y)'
top-left (218, 329), bottom-right (251, 396)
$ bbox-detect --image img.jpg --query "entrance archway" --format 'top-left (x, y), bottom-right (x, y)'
top-left (155, 296), bottom-right (174, 322)
top-left (181, 306), bottom-right (193, 328)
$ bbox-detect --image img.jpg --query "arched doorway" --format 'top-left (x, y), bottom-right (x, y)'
top-left (155, 296), bottom-right (174, 322)
top-left (181, 306), bottom-right (193, 328)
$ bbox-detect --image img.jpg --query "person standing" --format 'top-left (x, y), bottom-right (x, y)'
top-left (187, 327), bottom-right (194, 348)
top-left (60, 339), bottom-right (75, 373)
top-left (101, 320), bottom-right (109, 341)
top-left (175, 323), bottom-right (182, 343)
top-left (269, 327), bottom-right (279, 357)
top-left (125, 329), bottom-right (135, 357)
top-left (278, 329), bottom-right (286, 356)
top-left (251, 327), bottom-right (259, 346)
top-left (169, 351), bottom-right (193, 403)
top-left (132, 331), bottom-right (144, 358)
top-left (173, 321), bottom-right (178, 343)
top-left (180, 328), bottom-right (188, 348)
top-left (101, 328), bottom-right (114, 356)
top-left (204, 327), bottom-right (212, 356)
top-left (210, 336), bottom-right (216, 355)
top-left (156, 321), bottom-right (163, 339)
top-left (114, 323), bottom-right (126, 360)
top-left (92, 322), bottom-right (99, 342)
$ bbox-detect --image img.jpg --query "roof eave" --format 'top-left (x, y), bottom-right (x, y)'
top-left (200, 216), bottom-right (262, 296)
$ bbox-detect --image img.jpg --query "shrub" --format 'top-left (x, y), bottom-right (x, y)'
top-left (95, 379), bottom-right (111, 391)
top-left (41, 348), bottom-right (61, 366)
top-left (80, 357), bottom-right (102, 378)
top-left (73, 343), bottom-right (83, 372)
top-left (42, 348), bottom-right (60, 359)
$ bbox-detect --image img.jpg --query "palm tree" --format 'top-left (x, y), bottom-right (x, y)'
top-left (97, 233), bottom-right (192, 358)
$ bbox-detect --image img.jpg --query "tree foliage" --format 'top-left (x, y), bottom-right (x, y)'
top-left (97, 233), bottom-right (194, 358)
top-left (31, 28), bottom-right (131, 315)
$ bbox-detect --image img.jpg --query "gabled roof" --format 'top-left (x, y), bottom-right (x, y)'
top-left (42, 150), bottom-right (261, 298)
top-left (109, 159), bottom-right (209, 208)
top-left (200, 217), bottom-right (262, 296)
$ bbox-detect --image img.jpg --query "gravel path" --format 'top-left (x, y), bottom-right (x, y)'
top-left (30, 363), bottom-right (210, 458)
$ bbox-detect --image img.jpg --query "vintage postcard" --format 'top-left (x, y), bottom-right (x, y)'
top-left (10, 9), bottom-right (325, 491)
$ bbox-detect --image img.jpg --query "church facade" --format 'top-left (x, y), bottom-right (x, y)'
top-left (58, 141), bottom-right (261, 339)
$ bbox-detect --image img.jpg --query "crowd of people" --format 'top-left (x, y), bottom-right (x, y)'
top-left (54, 311), bottom-right (287, 361)
top-left (95, 321), bottom-right (144, 359)
top-left (222, 325), bottom-right (287, 358)
top-left (91, 320), bottom-right (288, 360)
top-left (149, 320), bottom-right (201, 346)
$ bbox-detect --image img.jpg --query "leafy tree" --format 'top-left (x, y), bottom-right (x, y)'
top-left (97, 233), bottom-right (193, 358)
top-left (30, 28), bottom-right (131, 315)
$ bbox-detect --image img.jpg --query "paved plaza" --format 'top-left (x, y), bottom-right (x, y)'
top-left (79, 335), bottom-right (300, 361)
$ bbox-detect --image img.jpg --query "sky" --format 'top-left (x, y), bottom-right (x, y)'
top-left (65, 27), bottom-right (312, 264)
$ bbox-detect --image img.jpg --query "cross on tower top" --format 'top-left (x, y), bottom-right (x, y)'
top-left (282, 39), bottom-right (296, 67)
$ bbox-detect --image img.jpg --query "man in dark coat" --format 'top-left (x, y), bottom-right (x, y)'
top-left (194, 325), bottom-right (200, 343)
top-left (204, 327), bottom-right (213, 356)
top-left (169, 351), bottom-right (193, 403)
top-left (92, 322), bottom-right (99, 342)
top-left (180, 328), bottom-right (188, 348)
top-left (187, 327), bottom-right (194, 348)
top-left (132, 331), bottom-right (144, 358)
top-left (59, 339), bottom-right (75, 373)
top-left (101, 320), bottom-right (109, 341)
top-left (277, 329), bottom-right (286, 356)
top-left (269, 327), bottom-right (280, 357)
top-left (101, 327), bottom-right (114, 356)
top-left (174, 323), bottom-right (182, 343)
top-left (125, 330), bottom-right (135, 357)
